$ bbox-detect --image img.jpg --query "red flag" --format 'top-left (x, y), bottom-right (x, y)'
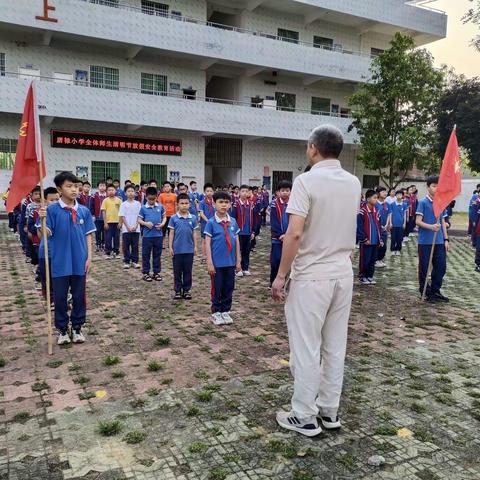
top-left (433, 127), bottom-right (461, 218)
top-left (6, 82), bottom-right (45, 213)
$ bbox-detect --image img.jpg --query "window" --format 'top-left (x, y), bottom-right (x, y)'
top-left (91, 161), bottom-right (120, 187)
top-left (141, 164), bottom-right (167, 184)
top-left (0, 53), bottom-right (4, 76)
top-left (275, 92), bottom-right (296, 112)
top-left (0, 138), bottom-right (17, 170)
top-left (371, 48), bottom-right (384, 57)
top-left (141, 73), bottom-right (167, 95)
top-left (311, 97), bottom-right (331, 115)
top-left (141, 1), bottom-right (168, 16)
top-left (89, 0), bottom-right (119, 6)
top-left (90, 66), bottom-right (119, 90)
top-left (340, 108), bottom-right (351, 118)
top-left (313, 36), bottom-right (333, 50)
top-left (362, 175), bottom-right (380, 189)
top-left (278, 28), bottom-right (299, 44)
top-left (171, 10), bottom-right (182, 19)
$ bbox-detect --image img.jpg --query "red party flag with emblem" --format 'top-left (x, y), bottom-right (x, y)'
top-left (433, 127), bottom-right (462, 218)
top-left (6, 82), bottom-right (45, 213)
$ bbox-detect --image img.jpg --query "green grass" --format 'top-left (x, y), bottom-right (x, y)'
top-left (147, 388), bottom-right (160, 396)
top-left (46, 360), bottom-right (62, 369)
top-left (103, 355), bottom-right (121, 366)
top-left (147, 360), bottom-right (163, 372)
top-left (97, 420), bottom-right (123, 436)
top-left (208, 467), bottom-right (228, 480)
top-left (266, 439), bottom-right (296, 458)
top-left (253, 335), bottom-right (266, 343)
top-left (0, 358), bottom-right (5, 368)
top-left (186, 405), bottom-right (201, 417)
top-left (68, 363), bottom-right (81, 372)
top-left (336, 453), bottom-right (356, 471)
top-left (73, 376), bottom-right (90, 386)
top-left (111, 370), bottom-right (126, 379)
top-left (374, 425), bottom-right (398, 436)
top-left (414, 429), bottom-right (434, 443)
top-left (12, 412), bottom-right (30, 423)
top-left (155, 335), bottom-right (171, 346)
top-left (31, 381), bottom-right (49, 392)
top-left (123, 430), bottom-right (147, 444)
top-left (79, 391), bottom-right (96, 401)
top-left (130, 398), bottom-right (147, 408)
top-left (188, 442), bottom-right (208, 454)
top-left (195, 390), bottom-right (213, 403)
top-left (410, 402), bottom-right (427, 414)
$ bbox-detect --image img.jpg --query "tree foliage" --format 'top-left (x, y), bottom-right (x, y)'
top-left (436, 73), bottom-right (480, 173)
top-left (349, 33), bottom-right (445, 188)
top-left (463, 0), bottom-right (480, 50)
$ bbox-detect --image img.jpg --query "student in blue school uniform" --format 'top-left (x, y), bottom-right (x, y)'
top-left (416, 176), bottom-right (450, 302)
top-left (474, 199), bottom-right (480, 273)
top-left (38, 172), bottom-right (96, 346)
top-left (137, 187), bottom-right (166, 282)
top-left (199, 183), bottom-right (216, 261)
top-left (204, 191), bottom-right (241, 326)
top-left (375, 186), bottom-right (391, 268)
top-left (469, 186), bottom-right (480, 246)
top-left (357, 189), bottom-right (383, 285)
top-left (231, 185), bottom-right (254, 277)
top-left (269, 180), bottom-right (291, 287)
top-left (168, 193), bottom-right (198, 300)
top-left (188, 180), bottom-right (204, 216)
top-left (389, 190), bottom-right (408, 255)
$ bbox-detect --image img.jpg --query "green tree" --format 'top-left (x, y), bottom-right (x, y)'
top-left (349, 33), bottom-right (444, 188)
top-left (463, 0), bottom-right (480, 50)
top-left (436, 73), bottom-right (480, 173)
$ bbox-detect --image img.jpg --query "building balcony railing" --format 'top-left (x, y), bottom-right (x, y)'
top-left (0, 73), bottom-right (356, 143)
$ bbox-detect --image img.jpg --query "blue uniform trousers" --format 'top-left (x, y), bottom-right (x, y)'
top-left (238, 234), bottom-right (251, 271)
top-left (105, 223), bottom-right (119, 255)
top-left (391, 227), bottom-right (404, 252)
top-left (359, 244), bottom-right (378, 279)
top-left (270, 242), bottom-right (283, 285)
top-left (122, 232), bottom-right (139, 264)
top-left (95, 219), bottom-right (105, 247)
top-left (210, 266), bottom-right (236, 313)
top-left (52, 275), bottom-right (86, 333)
top-left (173, 253), bottom-right (194, 293)
top-left (418, 244), bottom-right (446, 296)
top-left (142, 236), bottom-right (162, 274)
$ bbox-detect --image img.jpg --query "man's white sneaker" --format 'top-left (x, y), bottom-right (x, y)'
top-left (359, 278), bottom-right (370, 285)
top-left (72, 331), bottom-right (85, 343)
top-left (57, 333), bottom-right (71, 345)
top-left (211, 312), bottom-right (225, 325)
top-left (132, 263), bottom-right (141, 269)
top-left (276, 411), bottom-right (322, 437)
top-left (319, 415), bottom-right (342, 430)
top-left (236, 271), bottom-right (244, 278)
top-left (123, 263), bottom-right (130, 269)
top-left (242, 270), bottom-right (252, 276)
top-left (375, 261), bottom-right (386, 268)
top-left (367, 278), bottom-right (377, 285)
top-left (221, 312), bottom-right (233, 324)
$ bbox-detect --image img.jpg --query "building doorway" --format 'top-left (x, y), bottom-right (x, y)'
top-left (205, 137), bottom-right (242, 187)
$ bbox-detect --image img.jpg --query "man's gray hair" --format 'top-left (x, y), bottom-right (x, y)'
top-left (308, 125), bottom-right (344, 159)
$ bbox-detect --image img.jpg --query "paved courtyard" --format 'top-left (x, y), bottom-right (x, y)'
top-left (0, 220), bottom-right (479, 480)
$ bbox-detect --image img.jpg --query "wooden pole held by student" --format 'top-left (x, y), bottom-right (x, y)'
top-left (421, 215), bottom-right (441, 302)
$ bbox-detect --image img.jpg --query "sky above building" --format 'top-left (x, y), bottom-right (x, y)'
top-left (424, 0), bottom-right (479, 78)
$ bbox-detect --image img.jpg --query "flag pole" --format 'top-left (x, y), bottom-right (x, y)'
top-left (421, 215), bottom-right (441, 301)
top-left (32, 81), bottom-right (53, 355)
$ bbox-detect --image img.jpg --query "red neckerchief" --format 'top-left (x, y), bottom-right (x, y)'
top-left (221, 220), bottom-right (232, 253)
top-left (63, 206), bottom-right (77, 224)
top-left (361, 204), bottom-right (381, 242)
top-left (275, 197), bottom-right (288, 226)
top-left (236, 199), bottom-right (252, 230)
top-left (204, 196), bottom-right (214, 214)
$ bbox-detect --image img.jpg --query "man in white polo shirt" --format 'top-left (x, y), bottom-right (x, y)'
top-left (272, 125), bottom-right (361, 437)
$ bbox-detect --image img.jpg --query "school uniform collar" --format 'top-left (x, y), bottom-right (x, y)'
top-left (238, 198), bottom-right (248, 206)
top-left (59, 198), bottom-right (78, 211)
top-left (426, 194), bottom-right (433, 203)
top-left (176, 212), bottom-right (193, 219)
top-left (215, 213), bottom-right (232, 223)
top-left (145, 202), bottom-right (160, 209)
top-left (310, 159), bottom-right (341, 170)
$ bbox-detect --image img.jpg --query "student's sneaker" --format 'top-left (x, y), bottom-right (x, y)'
top-left (95, 246), bottom-right (100, 253)
top-left (123, 263), bottom-right (131, 269)
top-left (57, 331), bottom-right (71, 345)
top-left (359, 277), bottom-right (370, 285)
top-left (243, 270), bottom-right (252, 276)
top-left (112, 253), bottom-right (118, 259)
top-left (50, 302), bottom-right (55, 311)
top-left (132, 263), bottom-right (141, 269)
top-left (35, 283), bottom-right (42, 291)
top-left (276, 411), bottom-right (322, 437)
top-left (475, 265), bottom-right (480, 273)
top-left (72, 330), bottom-right (85, 343)
top-left (432, 291), bottom-right (449, 303)
top-left (67, 293), bottom-right (73, 305)
top-left (211, 312), bottom-right (225, 325)
top-left (183, 291), bottom-right (192, 300)
top-left (367, 278), bottom-right (377, 285)
top-left (221, 312), bottom-right (233, 324)
top-left (105, 254), bottom-right (111, 260)
top-left (236, 271), bottom-right (244, 278)
top-left (142, 273), bottom-right (153, 282)
top-left (404, 237), bottom-right (410, 242)
top-left (318, 415), bottom-right (342, 430)
top-left (375, 261), bottom-right (386, 268)
top-left (173, 292), bottom-right (182, 300)
top-left (152, 273), bottom-right (163, 282)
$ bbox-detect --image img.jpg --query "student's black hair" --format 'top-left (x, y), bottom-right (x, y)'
top-left (106, 176), bottom-right (113, 181)
top-left (146, 186), bottom-right (158, 196)
top-left (31, 185), bottom-right (41, 194)
top-left (376, 186), bottom-right (387, 193)
top-left (106, 184), bottom-right (116, 190)
top-left (365, 189), bottom-right (377, 199)
top-left (189, 180), bottom-right (197, 186)
top-left (177, 193), bottom-right (190, 203)
top-left (203, 182), bottom-right (214, 191)
top-left (213, 191), bottom-right (231, 202)
top-left (277, 180), bottom-right (292, 190)
top-left (240, 184), bottom-right (249, 190)
top-left (476, 183), bottom-right (480, 190)
top-left (395, 189), bottom-right (404, 196)
top-left (97, 180), bottom-right (106, 187)
top-left (177, 182), bottom-right (186, 189)
top-left (124, 179), bottom-right (131, 185)
top-left (44, 187), bottom-right (58, 198)
top-left (426, 175), bottom-right (439, 187)
top-left (125, 184), bottom-right (135, 192)
top-left (148, 179), bottom-right (157, 184)
top-left (388, 188), bottom-right (395, 194)
top-left (113, 179), bottom-right (120, 183)
top-left (54, 171), bottom-right (78, 188)
top-left (140, 180), bottom-right (147, 186)
top-left (162, 180), bottom-right (172, 187)
top-left (82, 181), bottom-right (91, 186)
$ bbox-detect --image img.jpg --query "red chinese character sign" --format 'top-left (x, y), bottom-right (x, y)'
top-left (51, 130), bottom-right (182, 156)
top-left (36, 0), bottom-right (58, 23)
